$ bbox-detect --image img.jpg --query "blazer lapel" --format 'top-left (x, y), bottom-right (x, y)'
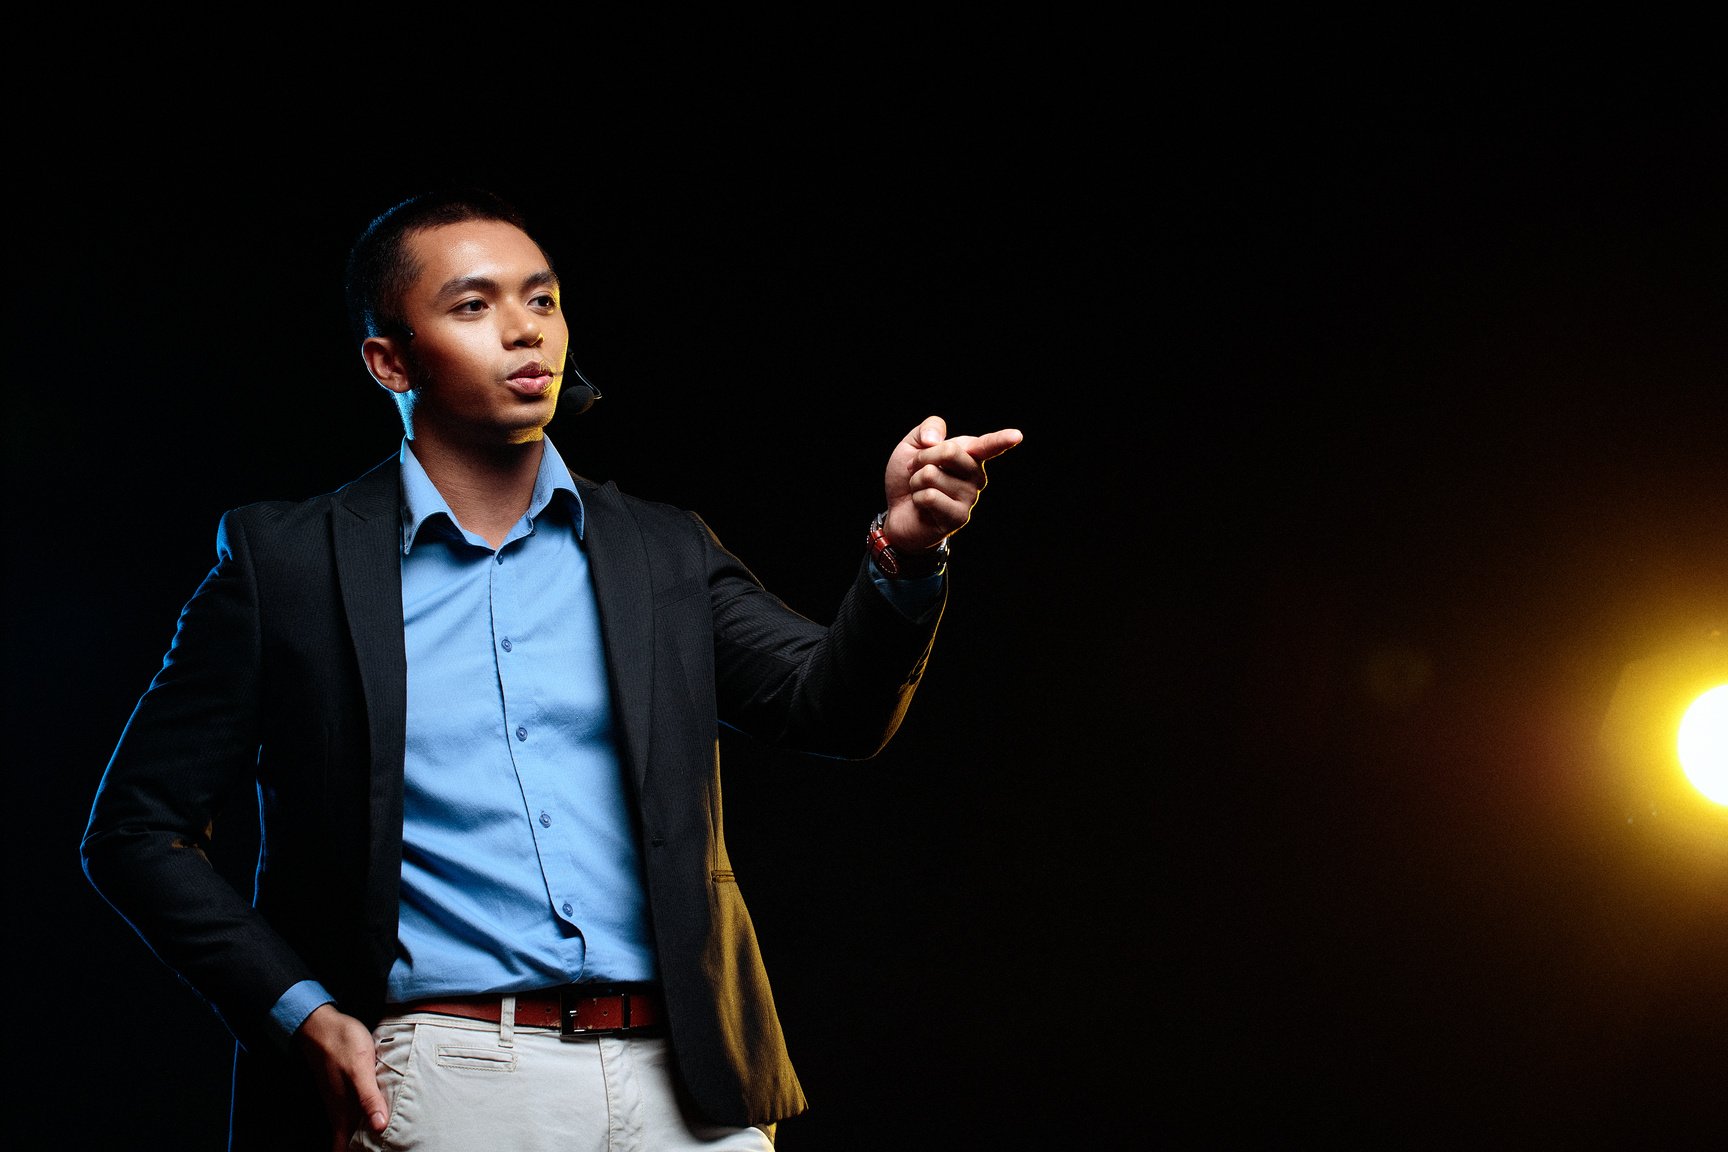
top-left (332, 456), bottom-right (410, 951)
top-left (577, 478), bottom-right (656, 795)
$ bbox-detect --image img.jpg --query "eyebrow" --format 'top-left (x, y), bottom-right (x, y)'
top-left (433, 268), bottom-right (560, 301)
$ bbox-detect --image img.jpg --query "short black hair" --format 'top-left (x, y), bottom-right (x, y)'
top-left (343, 187), bottom-right (544, 346)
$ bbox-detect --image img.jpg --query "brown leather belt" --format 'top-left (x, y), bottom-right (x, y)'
top-left (397, 984), bottom-right (664, 1041)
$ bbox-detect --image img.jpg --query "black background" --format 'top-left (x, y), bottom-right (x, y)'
top-left (9, 33), bottom-right (1727, 1151)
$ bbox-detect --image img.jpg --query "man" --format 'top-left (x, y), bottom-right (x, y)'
top-left (81, 187), bottom-right (1022, 1150)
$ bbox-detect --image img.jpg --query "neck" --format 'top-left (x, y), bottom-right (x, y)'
top-left (409, 433), bottom-right (546, 550)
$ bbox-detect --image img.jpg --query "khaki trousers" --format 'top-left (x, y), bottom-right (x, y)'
top-left (352, 996), bottom-right (776, 1151)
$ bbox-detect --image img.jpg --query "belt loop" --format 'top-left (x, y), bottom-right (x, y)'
top-left (499, 994), bottom-right (516, 1048)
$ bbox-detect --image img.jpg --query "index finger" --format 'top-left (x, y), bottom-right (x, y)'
top-left (958, 428), bottom-right (1025, 463)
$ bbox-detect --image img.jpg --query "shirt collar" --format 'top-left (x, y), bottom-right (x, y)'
top-left (398, 436), bottom-right (585, 555)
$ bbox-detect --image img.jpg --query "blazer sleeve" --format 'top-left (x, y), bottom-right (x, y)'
top-left (81, 508), bottom-right (318, 1050)
top-left (699, 510), bottom-right (944, 758)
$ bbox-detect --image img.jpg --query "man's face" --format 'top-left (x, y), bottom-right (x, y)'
top-left (393, 219), bottom-right (571, 448)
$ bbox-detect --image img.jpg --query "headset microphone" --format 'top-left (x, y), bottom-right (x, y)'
top-left (564, 355), bottom-right (603, 416)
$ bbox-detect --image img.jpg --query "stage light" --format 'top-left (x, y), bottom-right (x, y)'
top-left (1599, 631), bottom-right (1728, 833)
top-left (1677, 684), bottom-right (1728, 806)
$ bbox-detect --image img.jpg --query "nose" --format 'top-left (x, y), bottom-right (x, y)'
top-left (503, 302), bottom-right (545, 348)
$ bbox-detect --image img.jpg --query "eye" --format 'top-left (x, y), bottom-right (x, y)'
top-left (531, 292), bottom-right (558, 310)
top-left (454, 298), bottom-right (487, 314)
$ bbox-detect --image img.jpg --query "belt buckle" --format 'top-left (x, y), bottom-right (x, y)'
top-left (559, 983), bottom-right (629, 1042)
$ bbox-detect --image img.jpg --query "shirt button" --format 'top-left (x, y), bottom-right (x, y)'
top-left (496, 553), bottom-right (505, 564)
top-left (516, 726), bottom-right (528, 741)
top-left (501, 638), bottom-right (513, 652)
top-left (539, 811), bottom-right (552, 828)
top-left (561, 902), bottom-right (574, 917)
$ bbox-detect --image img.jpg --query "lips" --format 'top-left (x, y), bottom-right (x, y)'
top-left (506, 361), bottom-right (557, 397)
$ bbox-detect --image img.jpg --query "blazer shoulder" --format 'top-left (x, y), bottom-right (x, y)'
top-left (216, 453), bottom-right (399, 547)
top-left (576, 475), bottom-right (711, 540)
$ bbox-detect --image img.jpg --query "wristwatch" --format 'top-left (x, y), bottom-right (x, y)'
top-left (866, 511), bottom-right (949, 579)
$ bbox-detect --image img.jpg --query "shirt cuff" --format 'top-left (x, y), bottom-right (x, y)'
top-left (869, 563), bottom-right (944, 621)
top-left (270, 979), bottom-right (337, 1047)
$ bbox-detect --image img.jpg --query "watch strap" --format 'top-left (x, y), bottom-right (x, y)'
top-left (866, 511), bottom-right (949, 579)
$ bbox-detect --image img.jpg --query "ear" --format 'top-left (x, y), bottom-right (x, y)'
top-left (362, 335), bottom-right (414, 395)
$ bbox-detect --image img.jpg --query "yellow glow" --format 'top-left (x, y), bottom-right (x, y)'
top-left (1678, 685), bottom-right (1728, 806)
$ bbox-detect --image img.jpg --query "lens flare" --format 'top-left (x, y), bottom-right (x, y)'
top-left (1677, 684), bottom-right (1728, 806)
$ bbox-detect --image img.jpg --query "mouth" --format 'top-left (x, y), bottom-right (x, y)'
top-left (505, 360), bottom-right (558, 397)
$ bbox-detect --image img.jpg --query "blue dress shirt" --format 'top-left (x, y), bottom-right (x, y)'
top-left (389, 436), bottom-right (657, 1000)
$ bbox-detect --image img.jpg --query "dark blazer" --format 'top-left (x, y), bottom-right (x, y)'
top-left (82, 452), bottom-right (943, 1149)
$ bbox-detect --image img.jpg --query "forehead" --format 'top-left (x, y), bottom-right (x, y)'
top-left (404, 219), bottom-right (553, 295)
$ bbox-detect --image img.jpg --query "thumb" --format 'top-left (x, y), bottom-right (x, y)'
top-left (913, 415), bottom-right (948, 447)
top-left (360, 1097), bottom-right (388, 1134)
top-left (351, 1064), bottom-right (388, 1133)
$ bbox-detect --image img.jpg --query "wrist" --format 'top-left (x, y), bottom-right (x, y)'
top-left (866, 511), bottom-right (949, 579)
